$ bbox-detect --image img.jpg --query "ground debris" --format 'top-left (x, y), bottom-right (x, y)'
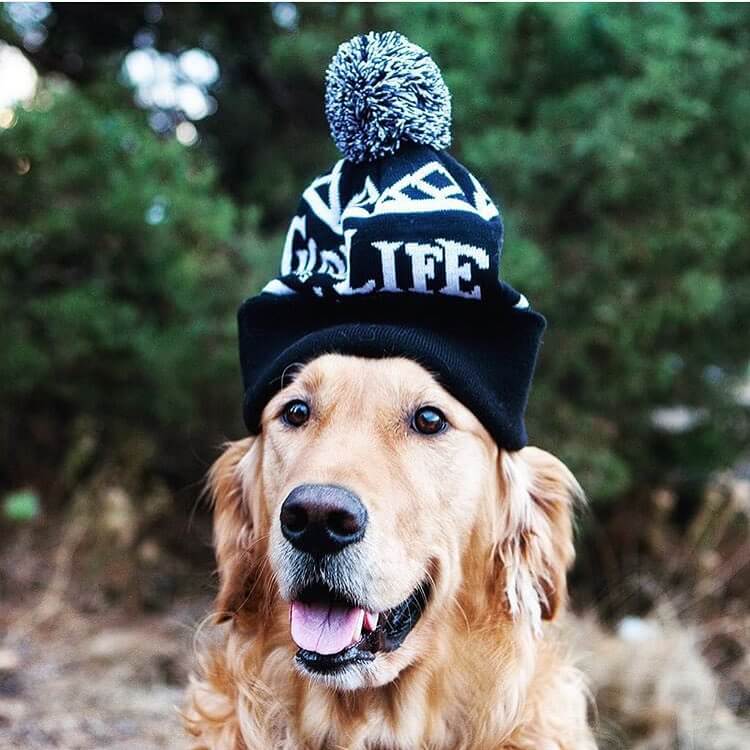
top-left (0, 598), bottom-right (210, 750)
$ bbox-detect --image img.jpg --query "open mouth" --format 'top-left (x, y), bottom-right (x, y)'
top-left (290, 580), bottom-right (431, 675)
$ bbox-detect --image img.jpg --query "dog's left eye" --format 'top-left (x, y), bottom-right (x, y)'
top-left (412, 406), bottom-right (447, 435)
top-left (282, 399), bottom-right (310, 427)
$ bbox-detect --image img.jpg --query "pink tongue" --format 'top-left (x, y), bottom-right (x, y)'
top-left (290, 601), bottom-right (365, 655)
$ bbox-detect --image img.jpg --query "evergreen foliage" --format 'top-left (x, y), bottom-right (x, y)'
top-left (0, 84), bottom-right (275, 499)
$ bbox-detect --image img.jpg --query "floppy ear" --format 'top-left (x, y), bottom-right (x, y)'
top-left (208, 437), bottom-right (263, 623)
top-left (495, 446), bottom-right (582, 633)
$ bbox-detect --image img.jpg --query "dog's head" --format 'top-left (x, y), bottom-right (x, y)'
top-left (211, 354), bottom-right (580, 690)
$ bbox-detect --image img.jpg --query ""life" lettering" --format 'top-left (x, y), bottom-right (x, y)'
top-left (354, 239), bottom-right (491, 299)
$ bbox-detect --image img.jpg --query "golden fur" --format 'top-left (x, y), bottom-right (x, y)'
top-left (184, 354), bottom-right (596, 749)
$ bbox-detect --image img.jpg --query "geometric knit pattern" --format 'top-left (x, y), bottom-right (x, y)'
top-left (263, 143), bottom-right (528, 309)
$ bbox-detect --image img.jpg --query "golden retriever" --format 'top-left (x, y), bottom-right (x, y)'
top-left (184, 353), bottom-right (595, 749)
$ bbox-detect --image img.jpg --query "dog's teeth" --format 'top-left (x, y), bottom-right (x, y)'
top-left (350, 608), bottom-right (365, 646)
top-left (364, 611), bottom-right (379, 631)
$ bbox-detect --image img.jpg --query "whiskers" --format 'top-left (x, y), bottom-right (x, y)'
top-left (222, 532), bottom-right (278, 620)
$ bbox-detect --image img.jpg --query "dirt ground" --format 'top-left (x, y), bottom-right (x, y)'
top-left (0, 597), bottom-right (210, 750)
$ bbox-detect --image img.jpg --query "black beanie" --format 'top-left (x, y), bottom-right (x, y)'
top-left (238, 31), bottom-right (545, 450)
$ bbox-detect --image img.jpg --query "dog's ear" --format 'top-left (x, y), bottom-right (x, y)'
top-left (495, 447), bottom-right (582, 632)
top-left (208, 437), bottom-right (262, 623)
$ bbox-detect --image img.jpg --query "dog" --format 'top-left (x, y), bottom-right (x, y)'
top-left (184, 353), bottom-right (596, 749)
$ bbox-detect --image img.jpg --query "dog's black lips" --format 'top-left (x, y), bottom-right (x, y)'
top-left (295, 579), bottom-right (432, 675)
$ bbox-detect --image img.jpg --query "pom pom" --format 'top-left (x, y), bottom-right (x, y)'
top-left (325, 31), bottom-right (452, 163)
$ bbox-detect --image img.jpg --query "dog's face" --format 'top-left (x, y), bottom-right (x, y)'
top-left (212, 354), bottom-right (578, 691)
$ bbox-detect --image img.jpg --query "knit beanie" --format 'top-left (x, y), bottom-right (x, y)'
top-left (238, 31), bottom-right (545, 450)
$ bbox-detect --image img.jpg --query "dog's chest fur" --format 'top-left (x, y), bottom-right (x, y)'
top-left (186, 623), bottom-right (596, 750)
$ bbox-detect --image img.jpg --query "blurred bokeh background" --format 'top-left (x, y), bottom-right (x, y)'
top-left (1, 3), bottom-right (749, 748)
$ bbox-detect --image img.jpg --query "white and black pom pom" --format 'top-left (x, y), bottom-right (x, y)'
top-left (325, 31), bottom-right (452, 164)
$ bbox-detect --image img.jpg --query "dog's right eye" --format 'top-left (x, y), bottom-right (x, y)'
top-left (282, 399), bottom-right (310, 427)
top-left (412, 406), bottom-right (447, 435)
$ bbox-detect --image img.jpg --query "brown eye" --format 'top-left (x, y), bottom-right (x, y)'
top-left (282, 400), bottom-right (310, 427)
top-left (412, 406), bottom-right (447, 435)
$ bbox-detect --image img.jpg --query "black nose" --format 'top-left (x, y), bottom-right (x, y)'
top-left (280, 484), bottom-right (368, 556)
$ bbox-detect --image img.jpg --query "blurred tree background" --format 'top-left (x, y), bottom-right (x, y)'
top-left (1, 3), bottom-right (749, 604)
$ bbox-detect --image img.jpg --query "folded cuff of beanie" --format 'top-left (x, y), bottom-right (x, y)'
top-left (238, 288), bottom-right (545, 451)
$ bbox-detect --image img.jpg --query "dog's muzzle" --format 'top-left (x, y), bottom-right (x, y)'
top-left (277, 483), bottom-right (431, 675)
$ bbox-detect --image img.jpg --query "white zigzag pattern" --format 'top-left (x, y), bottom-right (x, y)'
top-left (269, 160), bottom-right (515, 300)
top-left (340, 162), bottom-right (500, 220)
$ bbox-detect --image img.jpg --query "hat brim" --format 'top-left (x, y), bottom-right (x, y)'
top-left (238, 289), bottom-right (545, 451)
